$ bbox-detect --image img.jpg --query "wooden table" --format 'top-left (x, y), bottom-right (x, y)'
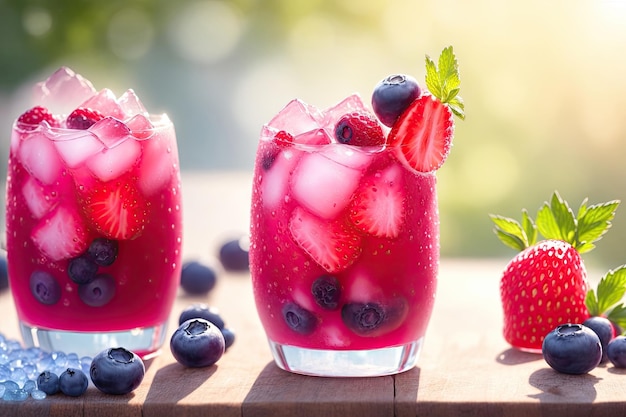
top-left (1, 172), bottom-right (625, 417)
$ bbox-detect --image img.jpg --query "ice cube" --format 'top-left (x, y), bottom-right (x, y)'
top-left (291, 145), bottom-right (367, 219)
top-left (344, 266), bottom-right (384, 303)
top-left (261, 147), bottom-right (300, 210)
top-left (87, 137), bottom-right (141, 182)
top-left (293, 129), bottom-right (331, 145)
top-left (33, 67), bottom-right (96, 116)
top-left (126, 114), bottom-right (154, 139)
top-left (118, 89), bottom-right (148, 119)
top-left (318, 143), bottom-right (372, 170)
top-left (267, 99), bottom-right (322, 136)
top-left (31, 205), bottom-right (90, 261)
top-left (137, 132), bottom-right (175, 196)
top-left (88, 116), bottom-right (132, 149)
top-left (17, 133), bottom-right (62, 185)
top-left (78, 89), bottom-right (124, 119)
top-left (50, 130), bottom-right (104, 169)
top-left (21, 176), bottom-right (55, 219)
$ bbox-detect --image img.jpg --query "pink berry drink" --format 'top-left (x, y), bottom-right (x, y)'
top-left (5, 68), bottom-right (183, 358)
top-left (250, 47), bottom-right (464, 376)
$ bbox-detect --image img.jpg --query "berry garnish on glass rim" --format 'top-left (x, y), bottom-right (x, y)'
top-left (490, 191), bottom-right (620, 352)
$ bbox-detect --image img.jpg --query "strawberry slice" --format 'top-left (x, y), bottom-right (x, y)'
top-left (350, 164), bottom-right (404, 238)
top-left (387, 94), bottom-right (453, 173)
top-left (80, 176), bottom-right (148, 240)
top-left (289, 207), bottom-right (362, 273)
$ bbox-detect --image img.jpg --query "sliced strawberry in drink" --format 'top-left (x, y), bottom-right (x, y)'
top-left (289, 207), bottom-right (362, 273)
top-left (387, 94), bottom-right (453, 173)
top-left (80, 176), bottom-right (149, 240)
top-left (350, 164), bottom-right (405, 238)
top-left (31, 205), bottom-right (92, 262)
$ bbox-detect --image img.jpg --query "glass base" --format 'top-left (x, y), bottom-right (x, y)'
top-left (19, 321), bottom-right (168, 359)
top-left (268, 338), bottom-right (423, 377)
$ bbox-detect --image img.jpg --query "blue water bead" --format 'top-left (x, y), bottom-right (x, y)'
top-left (51, 351), bottom-right (68, 368)
top-left (66, 353), bottom-right (80, 369)
top-left (22, 379), bottom-right (36, 393)
top-left (80, 356), bottom-right (92, 375)
top-left (36, 352), bottom-right (54, 373)
top-left (3, 380), bottom-right (19, 391)
top-left (23, 364), bottom-right (38, 380)
top-left (0, 352), bottom-right (9, 365)
top-left (0, 384), bottom-right (5, 397)
top-left (10, 368), bottom-right (27, 385)
top-left (0, 364), bottom-right (11, 382)
top-left (31, 389), bottom-right (47, 400)
top-left (5, 340), bottom-right (22, 353)
top-left (3, 388), bottom-right (29, 402)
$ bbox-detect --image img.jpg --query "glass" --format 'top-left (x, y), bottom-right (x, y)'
top-left (249, 96), bottom-right (438, 377)
top-left (5, 68), bottom-right (183, 358)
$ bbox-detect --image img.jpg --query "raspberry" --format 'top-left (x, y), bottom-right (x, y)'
top-left (17, 106), bottom-right (57, 130)
top-left (66, 107), bottom-right (104, 130)
top-left (334, 112), bottom-right (385, 146)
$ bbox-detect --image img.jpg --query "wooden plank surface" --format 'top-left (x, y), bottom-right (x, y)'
top-left (1, 172), bottom-right (626, 417)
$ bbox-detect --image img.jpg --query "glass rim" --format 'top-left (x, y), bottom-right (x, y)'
top-left (13, 113), bottom-right (173, 140)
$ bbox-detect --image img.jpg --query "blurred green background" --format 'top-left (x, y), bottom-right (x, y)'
top-left (2, 0), bottom-right (626, 270)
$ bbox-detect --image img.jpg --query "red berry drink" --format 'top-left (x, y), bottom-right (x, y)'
top-left (250, 48), bottom-right (465, 376)
top-left (5, 68), bottom-right (183, 358)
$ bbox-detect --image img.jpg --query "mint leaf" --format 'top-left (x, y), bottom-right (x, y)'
top-left (425, 46), bottom-right (465, 120)
top-left (585, 289), bottom-right (600, 317)
top-left (608, 304), bottom-right (626, 333)
top-left (576, 200), bottom-right (619, 254)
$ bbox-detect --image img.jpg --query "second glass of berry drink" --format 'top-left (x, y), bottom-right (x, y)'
top-left (249, 47), bottom-right (465, 376)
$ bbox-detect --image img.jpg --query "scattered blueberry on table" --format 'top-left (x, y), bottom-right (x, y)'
top-left (542, 323), bottom-right (602, 375)
top-left (180, 260), bottom-right (217, 295)
top-left (90, 347), bottom-right (145, 395)
top-left (170, 318), bottom-right (225, 368)
top-left (178, 303), bottom-right (236, 351)
top-left (218, 236), bottom-right (250, 272)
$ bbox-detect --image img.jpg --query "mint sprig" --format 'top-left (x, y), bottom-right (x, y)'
top-left (586, 266), bottom-right (626, 332)
top-left (490, 191), bottom-right (619, 253)
top-left (425, 46), bottom-right (465, 120)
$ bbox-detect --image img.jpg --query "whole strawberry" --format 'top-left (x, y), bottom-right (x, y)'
top-left (491, 191), bottom-right (619, 352)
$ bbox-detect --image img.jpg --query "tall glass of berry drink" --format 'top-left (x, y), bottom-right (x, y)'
top-left (249, 47), bottom-right (464, 376)
top-left (5, 67), bottom-right (183, 358)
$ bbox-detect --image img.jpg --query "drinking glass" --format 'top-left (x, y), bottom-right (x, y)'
top-left (5, 68), bottom-right (183, 358)
top-left (249, 96), bottom-right (438, 377)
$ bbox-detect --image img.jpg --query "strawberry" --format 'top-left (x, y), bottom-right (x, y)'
top-left (17, 106), bottom-right (57, 130)
top-left (349, 164), bottom-right (404, 238)
top-left (387, 46), bottom-right (464, 173)
top-left (289, 207), bottom-right (362, 273)
top-left (66, 107), bottom-right (104, 130)
top-left (491, 191), bottom-right (620, 351)
top-left (334, 112), bottom-right (385, 146)
top-left (79, 176), bottom-right (149, 240)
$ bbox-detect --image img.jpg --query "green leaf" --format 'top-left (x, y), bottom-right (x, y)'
top-left (489, 214), bottom-right (528, 251)
top-left (535, 191), bottom-right (576, 245)
top-left (608, 304), bottom-right (626, 334)
top-left (595, 266), bottom-right (626, 315)
top-left (424, 46), bottom-right (464, 120)
top-left (521, 209), bottom-right (538, 246)
top-left (577, 200), bottom-right (620, 248)
top-left (585, 289), bottom-right (600, 316)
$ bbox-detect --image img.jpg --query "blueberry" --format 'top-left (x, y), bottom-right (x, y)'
top-left (542, 323), bottom-right (602, 374)
top-left (90, 347), bottom-right (145, 395)
top-left (78, 274), bottom-right (116, 307)
top-left (583, 316), bottom-right (615, 363)
top-left (37, 371), bottom-right (60, 395)
top-left (58, 368), bottom-right (89, 397)
top-left (0, 257), bottom-right (8, 290)
top-left (371, 74), bottom-right (421, 127)
top-left (68, 254), bottom-right (98, 285)
top-left (179, 303), bottom-right (225, 329)
top-left (282, 302), bottom-right (316, 334)
top-left (218, 237), bottom-right (250, 271)
top-left (170, 319), bottom-right (225, 368)
top-left (180, 261), bottom-right (217, 295)
top-left (607, 336), bottom-right (626, 368)
top-left (87, 238), bottom-right (119, 266)
top-left (342, 302), bottom-right (386, 335)
top-left (30, 271), bottom-right (61, 305)
top-left (311, 275), bottom-right (341, 310)
top-left (261, 147), bottom-right (279, 171)
top-left (221, 328), bottom-right (236, 350)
